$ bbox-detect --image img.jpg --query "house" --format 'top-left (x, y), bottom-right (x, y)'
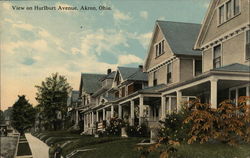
top-left (143, 21), bottom-right (202, 122)
top-left (78, 73), bottom-right (106, 134)
top-left (67, 90), bottom-right (80, 128)
top-left (159, 0), bottom-right (250, 115)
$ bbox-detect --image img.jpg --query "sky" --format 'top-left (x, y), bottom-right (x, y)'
top-left (0, 0), bottom-right (210, 110)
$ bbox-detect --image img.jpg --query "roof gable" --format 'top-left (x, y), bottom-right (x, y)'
top-left (79, 73), bottom-right (106, 95)
top-left (157, 21), bottom-right (202, 56)
top-left (194, 0), bottom-right (219, 49)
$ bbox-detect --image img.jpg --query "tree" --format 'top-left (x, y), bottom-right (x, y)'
top-left (0, 110), bottom-right (5, 124)
top-left (35, 73), bottom-right (72, 130)
top-left (11, 95), bottom-right (36, 135)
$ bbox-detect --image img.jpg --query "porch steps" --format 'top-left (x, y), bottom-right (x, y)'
top-left (66, 148), bottom-right (96, 158)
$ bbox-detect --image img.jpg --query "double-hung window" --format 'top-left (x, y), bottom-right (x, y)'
top-left (218, 0), bottom-right (240, 25)
top-left (153, 71), bottom-right (158, 86)
top-left (219, 5), bottom-right (225, 24)
top-left (155, 40), bottom-right (165, 57)
top-left (167, 63), bottom-right (172, 84)
top-left (226, 0), bottom-right (232, 20)
top-left (213, 44), bottom-right (222, 68)
top-left (246, 30), bottom-right (250, 60)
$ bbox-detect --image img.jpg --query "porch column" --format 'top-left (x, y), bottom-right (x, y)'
top-left (75, 110), bottom-right (79, 125)
top-left (161, 96), bottom-right (166, 120)
top-left (111, 105), bottom-right (114, 118)
top-left (130, 100), bottom-right (135, 126)
top-left (176, 90), bottom-right (182, 112)
top-left (96, 111), bottom-right (99, 122)
top-left (210, 79), bottom-right (218, 109)
top-left (91, 112), bottom-right (94, 125)
top-left (168, 97), bottom-right (172, 114)
top-left (139, 95), bottom-right (144, 125)
top-left (118, 104), bottom-right (122, 119)
top-left (103, 109), bottom-right (106, 120)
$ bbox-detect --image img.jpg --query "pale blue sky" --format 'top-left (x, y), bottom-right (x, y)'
top-left (0, 0), bottom-right (210, 110)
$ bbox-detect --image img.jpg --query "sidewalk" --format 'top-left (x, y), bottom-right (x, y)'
top-left (25, 133), bottom-right (49, 158)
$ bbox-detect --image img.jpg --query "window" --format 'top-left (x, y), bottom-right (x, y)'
top-left (218, 0), bottom-right (240, 25)
top-left (167, 63), bottom-right (172, 83)
top-left (155, 40), bottom-right (165, 57)
top-left (213, 44), bottom-right (222, 68)
top-left (219, 5), bottom-right (225, 24)
top-left (153, 71), bottom-right (157, 86)
top-left (121, 87), bottom-right (125, 97)
top-left (226, 0), bottom-right (232, 20)
top-left (246, 30), bottom-right (250, 60)
top-left (194, 60), bottom-right (202, 76)
top-left (234, 0), bottom-right (240, 15)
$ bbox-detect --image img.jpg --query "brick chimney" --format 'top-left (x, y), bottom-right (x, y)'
top-left (107, 69), bottom-right (112, 74)
top-left (138, 65), bottom-right (143, 71)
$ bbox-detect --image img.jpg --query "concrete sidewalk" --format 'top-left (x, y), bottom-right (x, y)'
top-left (25, 133), bottom-right (49, 158)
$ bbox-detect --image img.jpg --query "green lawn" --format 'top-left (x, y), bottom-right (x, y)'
top-left (17, 143), bottom-right (32, 156)
top-left (32, 131), bottom-right (250, 158)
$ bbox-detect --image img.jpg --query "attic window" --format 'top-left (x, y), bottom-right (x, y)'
top-left (155, 40), bottom-right (165, 57)
top-left (218, 0), bottom-right (241, 26)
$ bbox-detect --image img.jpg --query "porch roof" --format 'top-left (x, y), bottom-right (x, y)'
top-left (159, 65), bottom-right (250, 93)
top-left (213, 63), bottom-right (250, 72)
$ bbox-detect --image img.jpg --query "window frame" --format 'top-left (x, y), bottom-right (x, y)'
top-left (217, 0), bottom-right (241, 26)
top-left (166, 63), bottom-right (172, 84)
top-left (155, 39), bottom-right (165, 58)
top-left (213, 44), bottom-right (222, 69)
top-left (245, 30), bottom-right (250, 60)
top-left (153, 71), bottom-right (158, 86)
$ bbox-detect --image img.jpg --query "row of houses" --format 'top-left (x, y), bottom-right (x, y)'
top-left (67, 0), bottom-right (250, 135)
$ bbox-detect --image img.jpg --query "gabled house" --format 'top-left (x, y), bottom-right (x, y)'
top-left (78, 73), bottom-right (106, 134)
top-left (67, 90), bottom-right (80, 128)
top-left (160, 0), bottom-right (250, 116)
top-left (144, 21), bottom-right (202, 120)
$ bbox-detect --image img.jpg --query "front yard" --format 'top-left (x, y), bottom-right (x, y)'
top-left (32, 131), bottom-right (250, 158)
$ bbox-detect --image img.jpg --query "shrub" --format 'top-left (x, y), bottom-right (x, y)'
top-left (126, 123), bottom-right (150, 137)
top-left (184, 97), bottom-right (250, 145)
top-left (102, 117), bottom-right (128, 137)
top-left (158, 104), bottom-right (191, 142)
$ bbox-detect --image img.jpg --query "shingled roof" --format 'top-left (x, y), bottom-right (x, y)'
top-left (157, 21), bottom-right (202, 56)
top-left (213, 63), bottom-right (250, 72)
top-left (118, 67), bottom-right (148, 81)
top-left (80, 73), bottom-right (106, 94)
top-left (100, 71), bottom-right (116, 81)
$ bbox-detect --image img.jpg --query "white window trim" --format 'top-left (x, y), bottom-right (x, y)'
top-left (166, 62), bottom-right (173, 84)
top-left (245, 29), bottom-right (250, 61)
top-left (212, 43), bottom-right (223, 69)
top-left (217, 0), bottom-right (241, 27)
top-left (154, 39), bottom-right (165, 58)
top-left (229, 84), bottom-right (250, 106)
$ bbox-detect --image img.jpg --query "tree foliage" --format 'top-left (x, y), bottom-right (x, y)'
top-left (11, 95), bottom-right (36, 135)
top-left (35, 73), bottom-right (72, 130)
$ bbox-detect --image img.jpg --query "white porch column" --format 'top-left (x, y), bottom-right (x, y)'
top-left (103, 109), bottom-right (106, 120)
top-left (91, 112), bottom-right (94, 125)
top-left (168, 97), bottom-right (172, 114)
top-left (210, 79), bottom-right (218, 109)
top-left (96, 111), bottom-right (99, 122)
top-left (176, 90), bottom-right (182, 112)
top-left (139, 95), bottom-right (144, 125)
top-left (130, 100), bottom-right (135, 125)
top-left (75, 110), bottom-right (79, 125)
top-left (111, 105), bottom-right (114, 118)
top-left (161, 96), bottom-right (166, 120)
top-left (118, 104), bottom-right (122, 119)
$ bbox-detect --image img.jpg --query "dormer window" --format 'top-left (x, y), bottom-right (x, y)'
top-left (155, 40), bottom-right (165, 57)
top-left (218, 0), bottom-right (241, 26)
